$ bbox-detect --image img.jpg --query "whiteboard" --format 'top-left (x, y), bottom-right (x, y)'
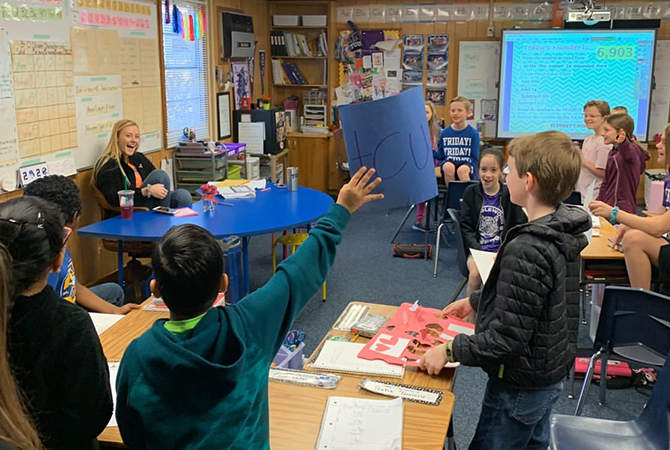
top-left (457, 41), bottom-right (500, 138)
top-left (650, 40), bottom-right (670, 141)
top-left (0, 0), bottom-right (163, 191)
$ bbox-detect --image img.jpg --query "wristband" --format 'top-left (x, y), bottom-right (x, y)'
top-left (145, 184), bottom-right (152, 198)
top-left (445, 341), bottom-right (455, 363)
top-left (609, 206), bottom-right (619, 225)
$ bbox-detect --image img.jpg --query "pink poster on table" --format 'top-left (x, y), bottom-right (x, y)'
top-left (358, 302), bottom-right (475, 367)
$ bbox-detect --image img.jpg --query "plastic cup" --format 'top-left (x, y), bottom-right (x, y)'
top-left (117, 190), bottom-right (135, 219)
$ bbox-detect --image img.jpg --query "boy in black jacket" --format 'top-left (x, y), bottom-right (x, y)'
top-left (420, 131), bottom-right (590, 449)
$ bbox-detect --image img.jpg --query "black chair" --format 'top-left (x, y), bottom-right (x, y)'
top-left (433, 181), bottom-right (477, 277)
top-left (551, 350), bottom-right (670, 450)
top-left (564, 190), bottom-right (582, 206)
top-left (441, 208), bottom-right (470, 303)
top-left (571, 286), bottom-right (670, 415)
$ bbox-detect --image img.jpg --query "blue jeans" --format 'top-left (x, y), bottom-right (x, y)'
top-left (89, 282), bottom-right (125, 307)
top-left (469, 378), bottom-right (564, 450)
top-left (141, 169), bottom-right (192, 209)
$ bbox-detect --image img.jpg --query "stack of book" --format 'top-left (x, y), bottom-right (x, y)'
top-left (271, 59), bottom-right (308, 85)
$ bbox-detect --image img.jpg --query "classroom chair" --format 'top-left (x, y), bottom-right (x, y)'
top-left (272, 233), bottom-right (326, 301)
top-left (551, 350), bottom-right (670, 450)
top-left (564, 190), bottom-right (582, 206)
top-left (570, 286), bottom-right (670, 415)
top-left (433, 181), bottom-right (477, 277)
top-left (442, 209), bottom-right (469, 303)
top-left (92, 183), bottom-right (154, 301)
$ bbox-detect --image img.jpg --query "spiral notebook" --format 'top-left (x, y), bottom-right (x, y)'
top-left (310, 341), bottom-right (405, 378)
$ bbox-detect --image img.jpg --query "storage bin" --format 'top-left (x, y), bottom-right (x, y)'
top-left (302, 15), bottom-right (327, 26)
top-left (227, 165), bottom-right (242, 180)
top-left (247, 156), bottom-right (260, 180)
top-left (272, 342), bottom-right (305, 369)
top-left (273, 15), bottom-right (299, 26)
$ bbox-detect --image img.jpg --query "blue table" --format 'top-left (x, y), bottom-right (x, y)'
top-left (78, 185), bottom-right (334, 293)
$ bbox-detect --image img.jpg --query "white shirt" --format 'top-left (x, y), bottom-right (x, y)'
top-left (577, 134), bottom-right (612, 202)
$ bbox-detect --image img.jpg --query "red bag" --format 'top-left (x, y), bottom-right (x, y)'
top-left (574, 357), bottom-right (632, 380)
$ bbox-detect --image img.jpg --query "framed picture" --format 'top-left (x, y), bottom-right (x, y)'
top-left (217, 92), bottom-right (232, 140)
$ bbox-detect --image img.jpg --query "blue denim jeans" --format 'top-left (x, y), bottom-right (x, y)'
top-left (89, 282), bottom-right (125, 307)
top-left (140, 169), bottom-right (192, 209)
top-left (469, 378), bottom-right (564, 450)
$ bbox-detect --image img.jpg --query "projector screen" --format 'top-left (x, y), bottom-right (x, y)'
top-left (497, 29), bottom-right (656, 141)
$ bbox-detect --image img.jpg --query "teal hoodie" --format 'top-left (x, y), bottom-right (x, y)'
top-left (115, 204), bottom-right (351, 449)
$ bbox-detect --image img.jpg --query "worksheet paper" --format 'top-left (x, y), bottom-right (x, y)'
top-left (315, 397), bottom-right (403, 450)
top-left (88, 313), bottom-right (123, 335)
top-left (107, 361), bottom-right (119, 427)
top-left (470, 249), bottom-right (496, 284)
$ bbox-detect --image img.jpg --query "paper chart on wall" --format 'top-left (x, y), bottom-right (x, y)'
top-left (458, 41), bottom-right (500, 138)
top-left (10, 40), bottom-right (77, 160)
top-left (0, 29), bottom-right (20, 191)
top-left (74, 75), bottom-right (123, 169)
top-left (71, 27), bottom-right (162, 151)
top-left (0, 0), bottom-right (69, 42)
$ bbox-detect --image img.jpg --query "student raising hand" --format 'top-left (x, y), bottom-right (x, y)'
top-left (336, 167), bottom-right (384, 213)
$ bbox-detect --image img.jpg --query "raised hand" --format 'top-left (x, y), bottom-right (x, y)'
top-left (336, 167), bottom-right (384, 213)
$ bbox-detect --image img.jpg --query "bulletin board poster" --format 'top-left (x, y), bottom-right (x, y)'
top-left (0, 0), bottom-right (162, 185)
top-left (457, 41), bottom-right (500, 138)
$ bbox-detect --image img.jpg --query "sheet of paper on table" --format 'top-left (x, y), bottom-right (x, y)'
top-left (315, 397), bottom-right (402, 450)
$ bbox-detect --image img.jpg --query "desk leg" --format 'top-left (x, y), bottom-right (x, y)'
top-left (117, 240), bottom-right (124, 288)
top-left (243, 236), bottom-right (250, 294)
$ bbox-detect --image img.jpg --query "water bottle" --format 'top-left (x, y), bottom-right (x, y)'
top-left (221, 236), bottom-right (244, 305)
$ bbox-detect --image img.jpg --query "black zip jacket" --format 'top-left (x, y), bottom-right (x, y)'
top-left (453, 204), bottom-right (590, 388)
top-left (95, 152), bottom-right (156, 209)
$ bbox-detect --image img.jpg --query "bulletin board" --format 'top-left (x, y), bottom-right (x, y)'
top-left (0, 0), bottom-right (163, 191)
top-left (457, 40), bottom-right (500, 139)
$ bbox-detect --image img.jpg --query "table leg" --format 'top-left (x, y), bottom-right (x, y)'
top-left (243, 236), bottom-right (250, 294)
top-left (117, 240), bottom-right (124, 287)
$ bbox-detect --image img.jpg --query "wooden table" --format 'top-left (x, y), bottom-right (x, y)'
top-left (580, 218), bottom-right (623, 261)
top-left (98, 301), bottom-right (456, 450)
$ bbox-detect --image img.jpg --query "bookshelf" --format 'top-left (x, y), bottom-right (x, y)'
top-left (268, 1), bottom-right (330, 124)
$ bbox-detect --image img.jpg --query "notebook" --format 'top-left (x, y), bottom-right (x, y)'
top-left (315, 397), bottom-right (403, 450)
top-left (310, 341), bottom-right (405, 378)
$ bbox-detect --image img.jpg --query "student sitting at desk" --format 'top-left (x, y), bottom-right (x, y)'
top-left (0, 245), bottom-right (42, 450)
top-left (0, 197), bottom-right (112, 450)
top-left (420, 131), bottom-right (590, 450)
top-left (590, 123), bottom-right (670, 290)
top-left (92, 119), bottom-right (191, 215)
top-left (115, 167), bottom-right (383, 449)
top-left (24, 175), bottom-right (139, 314)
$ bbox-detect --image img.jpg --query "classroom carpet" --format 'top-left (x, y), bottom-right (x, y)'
top-left (245, 205), bottom-right (650, 449)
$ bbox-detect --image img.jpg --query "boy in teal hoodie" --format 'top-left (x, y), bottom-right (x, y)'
top-left (115, 167), bottom-right (383, 450)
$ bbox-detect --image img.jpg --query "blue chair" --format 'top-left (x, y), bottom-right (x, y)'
top-left (571, 286), bottom-right (670, 415)
top-left (433, 181), bottom-right (477, 277)
top-left (551, 350), bottom-right (670, 450)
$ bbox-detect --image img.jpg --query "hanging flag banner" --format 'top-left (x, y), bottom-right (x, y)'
top-left (259, 49), bottom-right (266, 96)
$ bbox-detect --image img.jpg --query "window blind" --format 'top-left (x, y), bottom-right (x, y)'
top-left (161, 0), bottom-right (210, 148)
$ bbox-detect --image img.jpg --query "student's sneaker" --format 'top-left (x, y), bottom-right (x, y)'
top-left (412, 222), bottom-right (427, 232)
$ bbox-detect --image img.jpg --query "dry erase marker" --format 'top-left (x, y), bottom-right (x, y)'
top-left (261, 187), bottom-right (271, 192)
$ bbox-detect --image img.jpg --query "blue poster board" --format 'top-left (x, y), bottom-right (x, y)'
top-left (339, 87), bottom-right (438, 210)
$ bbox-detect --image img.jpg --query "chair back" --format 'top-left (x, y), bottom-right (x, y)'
top-left (447, 208), bottom-right (469, 279)
top-left (596, 286), bottom-right (670, 367)
top-left (637, 350), bottom-right (670, 447)
top-left (442, 181), bottom-right (477, 220)
top-left (564, 190), bottom-right (582, 206)
top-left (91, 183), bottom-right (117, 221)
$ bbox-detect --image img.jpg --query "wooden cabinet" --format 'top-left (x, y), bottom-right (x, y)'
top-left (286, 132), bottom-right (343, 194)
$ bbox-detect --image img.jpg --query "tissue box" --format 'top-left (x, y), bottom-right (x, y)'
top-left (272, 342), bottom-right (305, 369)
